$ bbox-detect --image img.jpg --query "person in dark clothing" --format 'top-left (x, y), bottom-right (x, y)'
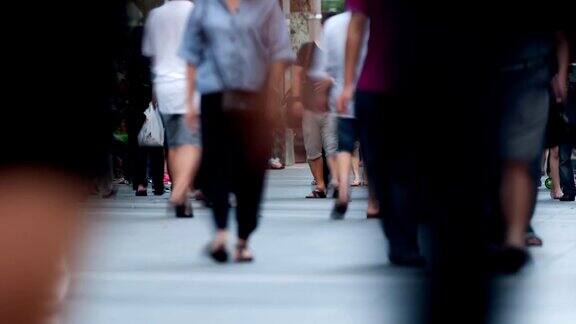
top-left (558, 31), bottom-right (576, 201)
top-left (544, 102), bottom-right (566, 200)
top-left (341, 0), bottom-right (572, 323)
top-left (340, 0), bottom-right (425, 268)
top-left (124, 26), bottom-right (165, 197)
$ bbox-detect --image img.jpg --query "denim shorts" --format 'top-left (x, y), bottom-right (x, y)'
top-left (161, 114), bottom-right (201, 148)
top-left (337, 117), bottom-right (360, 153)
top-left (499, 64), bottom-right (550, 162)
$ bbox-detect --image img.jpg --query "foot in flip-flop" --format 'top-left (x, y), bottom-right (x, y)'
top-left (306, 189), bottom-right (327, 199)
top-left (235, 242), bottom-right (254, 263)
top-left (550, 190), bottom-right (564, 200)
top-left (525, 233), bottom-right (543, 247)
top-left (351, 179), bottom-right (361, 187)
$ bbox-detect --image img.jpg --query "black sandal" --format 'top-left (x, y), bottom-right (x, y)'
top-left (206, 242), bottom-right (228, 263)
top-left (367, 212), bottom-right (380, 219)
top-left (306, 189), bottom-right (327, 199)
top-left (175, 203), bottom-right (193, 218)
top-left (235, 243), bottom-right (254, 263)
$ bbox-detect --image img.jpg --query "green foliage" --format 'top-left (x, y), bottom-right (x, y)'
top-left (322, 0), bottom-right (344, 13)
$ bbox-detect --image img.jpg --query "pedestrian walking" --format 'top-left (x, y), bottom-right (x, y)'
top-left (292, 42), bottom-right (339, 199)
top-left (558, 32), bottom-right (576, 202)
top-left (307, 11), bottom-right (378, 219)
top-left (125, 25), bottom-right (165, 198)
top-left (143, 0), bottom-right (201, 217)
top-left (180, 0), bottom-right (293, 262)
top-left (338, 1), bottom-right (425, 267)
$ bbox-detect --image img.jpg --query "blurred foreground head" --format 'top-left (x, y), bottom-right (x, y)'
top-left (1, 0), bottom-right (128, 322)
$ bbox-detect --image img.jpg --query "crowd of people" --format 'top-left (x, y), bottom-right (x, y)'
top-left (2, 0), bottom-right (575, 322)
top-left (98, 0), bottom-right (576, 269)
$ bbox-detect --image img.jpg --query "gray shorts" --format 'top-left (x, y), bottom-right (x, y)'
top-left (302, 110), bottom-right (337, 160)
top-left (161, 114), bottom-right (201, 149)
top-left (499, 64), bottom-right (550, 162)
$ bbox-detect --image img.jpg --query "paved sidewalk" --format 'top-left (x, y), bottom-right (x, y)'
top-left (63, 165), bottom-right (576, 324)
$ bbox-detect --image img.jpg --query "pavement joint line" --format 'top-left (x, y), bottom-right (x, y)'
top-left (73, 271), bottom-right (421, 285)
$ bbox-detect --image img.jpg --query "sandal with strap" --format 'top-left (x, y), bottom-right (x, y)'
top-left (205, 242), bottom-right (228, 263)
top-left (175, 202), bottom-right (193, 218)
top-left (235, 243), bottom-right (254, 263)
top-left (306, 189), bottom-right (327, 199)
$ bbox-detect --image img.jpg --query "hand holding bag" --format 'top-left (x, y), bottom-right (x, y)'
top-left (138, 103), bottom-right (164, 147)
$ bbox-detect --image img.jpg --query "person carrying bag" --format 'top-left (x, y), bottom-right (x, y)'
top-left (137, 102), bottom-right (164, 147)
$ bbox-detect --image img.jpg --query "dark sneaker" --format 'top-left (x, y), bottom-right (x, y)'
top-left (330, 202), bottom-right (348, 220)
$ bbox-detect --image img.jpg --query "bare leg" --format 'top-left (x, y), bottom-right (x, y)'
top-left (337, 152), bottom-right (352, 204)
top-left (501, 161), bottom-right (533, 248)
top-left (365, 167), bottom-right (379, 217)
top-left (549, 146), bottom-right (563, 198)
top-left (212, 230), bottom-right (228, 249)
top-left (168, 145), bottom-right (201, 205)
top-left (308, 157), bottom-right (326, 191)
top-left (235, 238), bottom-right (253, 260)
top-left (367, 186), bottom-right (380, 216)
top-left (351, 146), bottom-right (361, 185)
top-left (327, 155), bottom-right (339, 188)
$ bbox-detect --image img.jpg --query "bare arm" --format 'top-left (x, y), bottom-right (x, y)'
top-left (268, 61), bottom-right (285, 95)
top-left (185, 63), bottom-right (199, 129)
top-left (266, 61), bottom-right (287, 122)
top-left (290, 65), bottom-right (305, 116)
top-left (344, 13), bottom-right (367, 91)
top-left (553, 31), bottom-right (570, 103)
top-left (557, 31), bottom-right (569, 79)
top-left (337, 12), bottom-right (368, 113)
top-left (292, 65), bottom-right (303, 98)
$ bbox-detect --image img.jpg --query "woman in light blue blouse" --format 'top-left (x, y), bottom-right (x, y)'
top-left (180, 0), bottom-right (294, 263)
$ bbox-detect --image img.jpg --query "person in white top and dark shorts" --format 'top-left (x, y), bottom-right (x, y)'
top-left (309, 12), bottom-right (379, 220)
top-left (143, 0), bottom-right (201, 218)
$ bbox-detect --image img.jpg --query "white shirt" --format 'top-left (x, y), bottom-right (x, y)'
top-left (309, 12), bottom-right (369, 118)
top-left (142, 1), bottom-right (193, 85)
top-left (143, 1), bottom-right (196, 115)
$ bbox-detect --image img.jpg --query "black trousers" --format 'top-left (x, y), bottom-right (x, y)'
top-left (134, 146), bottom-right (164, 191)
top-left (200, 93), bottom-right (270, 240)
top-left (559, 142), bottom-right (576, 196)
top-left (355, 92), bottom-right (420, 257)
top-left (126, 109), bottom-right (164, 191)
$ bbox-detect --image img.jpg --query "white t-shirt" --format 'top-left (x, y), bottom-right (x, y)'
top-left (309, 12), bottom-right (369, 118)
top-left (143, 1), bottom-right (197, 114)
